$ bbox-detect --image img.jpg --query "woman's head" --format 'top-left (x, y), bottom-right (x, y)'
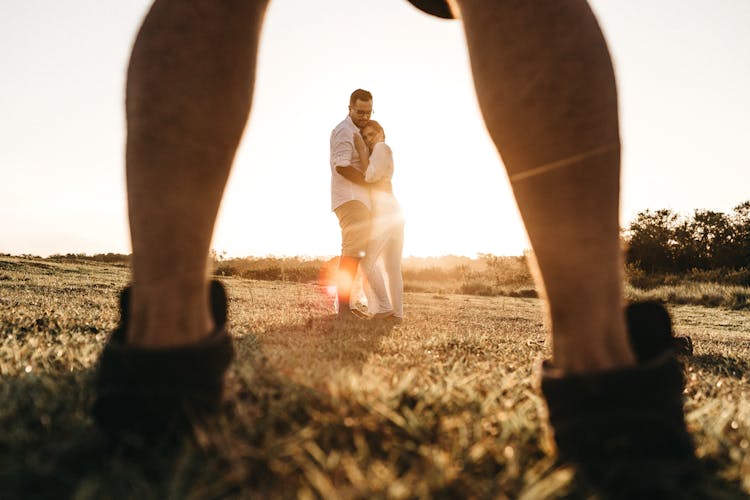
top-left (361, 120), bottom-right (385, 149)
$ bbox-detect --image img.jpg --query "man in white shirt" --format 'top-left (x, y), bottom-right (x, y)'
top-left (329, 89), bottom-right (375, 319)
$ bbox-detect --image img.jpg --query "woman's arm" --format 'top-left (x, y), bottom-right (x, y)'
top-left (353, 133), bottom-right (369, 171)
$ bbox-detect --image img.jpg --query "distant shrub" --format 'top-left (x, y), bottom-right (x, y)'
top-left (46, 253), bottom-right (130, 265)
top-left (403, 266), bottom-right (467, 283)
top-left (214, 256), bottom-right (326, 284)
top-left (729, 292), bottom-right (750, 310)
top-left (403, 281), bottom-right (454, 294)
top-left (241, 266), bottom-right (283, 281)
top-left (626, 264), bottom-right (750, 289)
top-left (459, 280), bottom-right (496, 296)
top-left (478, 254), bottom-right (533, 287)
top-left (89, 253), bottom-right (131, 265)
top-left (212, 253), bottom-right (536, 297)
top-left (625, 264), bottom-right (660, 289)
top-left (685, 267), bottom-right (750, 287)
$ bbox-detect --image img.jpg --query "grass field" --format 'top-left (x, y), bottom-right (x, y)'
top-left (1, 255), bottom-right (749, 499)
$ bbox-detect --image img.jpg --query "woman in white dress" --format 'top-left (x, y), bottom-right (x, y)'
top-left (353, 120), bottom-right (405, 320)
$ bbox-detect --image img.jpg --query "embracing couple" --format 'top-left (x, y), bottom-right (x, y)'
top-left (329, 89), bottom-right (404, 322)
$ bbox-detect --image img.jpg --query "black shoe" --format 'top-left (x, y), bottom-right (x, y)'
top-left (93, 280), bottom-right (234, 435)
top-left (540, 302), bottom-right (697, 495)
top-left (626, 301), bottom-right (693, 362)
top-left (673, 335), bottom-right (693, 357)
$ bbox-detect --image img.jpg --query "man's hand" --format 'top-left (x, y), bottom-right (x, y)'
top-left (335, 165), bottom-right (367, 186)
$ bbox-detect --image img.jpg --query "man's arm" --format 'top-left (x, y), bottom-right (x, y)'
top-left (335, 164), bottom-right (391, 190)
top-left (334, 132), bottom-right (370, 186)
top-left (331, 127), bottom-right (369, 185)
top-left (335, 165), bottom-right (368, 185)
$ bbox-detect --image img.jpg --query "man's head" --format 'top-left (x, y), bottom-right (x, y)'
top-left (361, 120), bottom-right (385, 150)
top-left (348, 89), bottom-right (373, 128)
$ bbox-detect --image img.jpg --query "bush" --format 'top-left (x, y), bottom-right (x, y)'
top-left (459, 280), bottom-right (496, 296)
top-left (624, 264), bottom-right (660, 289)
top-left (213, 256), bottom-right (326, 284)
top-left (626, 265), bottom-right (750, 289)
top-left (403, 266), bottom-right (467, 283)
top-left (625, 201), bottom-right (750, 273)
top-left (46, 253), bottom-right (131, 265)
top-left (208, 253), bottom-right (538, 297)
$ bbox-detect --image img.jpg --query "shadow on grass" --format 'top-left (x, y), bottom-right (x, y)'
top-left (0, 320), bottom-right (404, 499)
top-left (1, 331), bottom-right (749, 498)
top-left (693, 458), bottom-right (750, 500)
top-left (0, 367), bottom-right (223, 498)
top-left (0, 368), bottom-right (105, 498)
top-left (688, 353), bottom-right (750, 380)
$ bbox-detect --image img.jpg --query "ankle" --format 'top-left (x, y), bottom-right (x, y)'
top-left (549, 305), bottom-right (636, 374)
top-left (126, 279), bottom-right (215, 348)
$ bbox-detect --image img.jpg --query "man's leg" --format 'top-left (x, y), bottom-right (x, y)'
top-left (454, 0), bottom-right (632, 373)
top-left (95, 0), bottom-right (270, 432)
top-left (334, 201), bottom-right (371, 317)
top-left (337, 256), bottom-right (360, 312)
top-left (454, 0), bottom-right (695, 488)
top-left (126, 0), bottom-right (268, 348)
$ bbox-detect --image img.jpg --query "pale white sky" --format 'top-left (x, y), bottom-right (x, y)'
top-left (1, 0), bottom-right (749, 258)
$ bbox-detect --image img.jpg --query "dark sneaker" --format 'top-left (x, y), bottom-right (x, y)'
top-left (93, 280), bottom-right (234, 434)
top-left (626, 301), bottom-right (693, 362)
top-left (673, 335), bottom-right (693, 357)
top-left (540, 302), bottom-right (697, 496)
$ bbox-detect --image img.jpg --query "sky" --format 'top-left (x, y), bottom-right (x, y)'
top-left (2, 0), bottom-right (749, 258)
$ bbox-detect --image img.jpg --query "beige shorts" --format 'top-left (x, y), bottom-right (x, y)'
top-left (334, 200), bottom-right (371, 258)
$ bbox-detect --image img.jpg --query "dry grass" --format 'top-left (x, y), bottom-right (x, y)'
top-left (625, 282), bottom-right (750, 310)
top-left (1, 255), bottom-right (749, 499)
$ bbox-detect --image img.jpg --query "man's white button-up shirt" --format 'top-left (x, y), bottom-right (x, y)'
top-left (330, 116), bottom-right (371, 211)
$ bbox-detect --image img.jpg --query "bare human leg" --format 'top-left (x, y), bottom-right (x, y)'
top-left (453, 1), bottom-right (696, 491)
top-left (126, 0), bottom-right (269, 348)
top-left (454, 0), bottom-right (634, 374)
top-left (94, 0), bottom-right (270, 433)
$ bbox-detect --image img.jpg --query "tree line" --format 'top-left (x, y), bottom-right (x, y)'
top-left (625, 201), bottom-right (750, 274)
